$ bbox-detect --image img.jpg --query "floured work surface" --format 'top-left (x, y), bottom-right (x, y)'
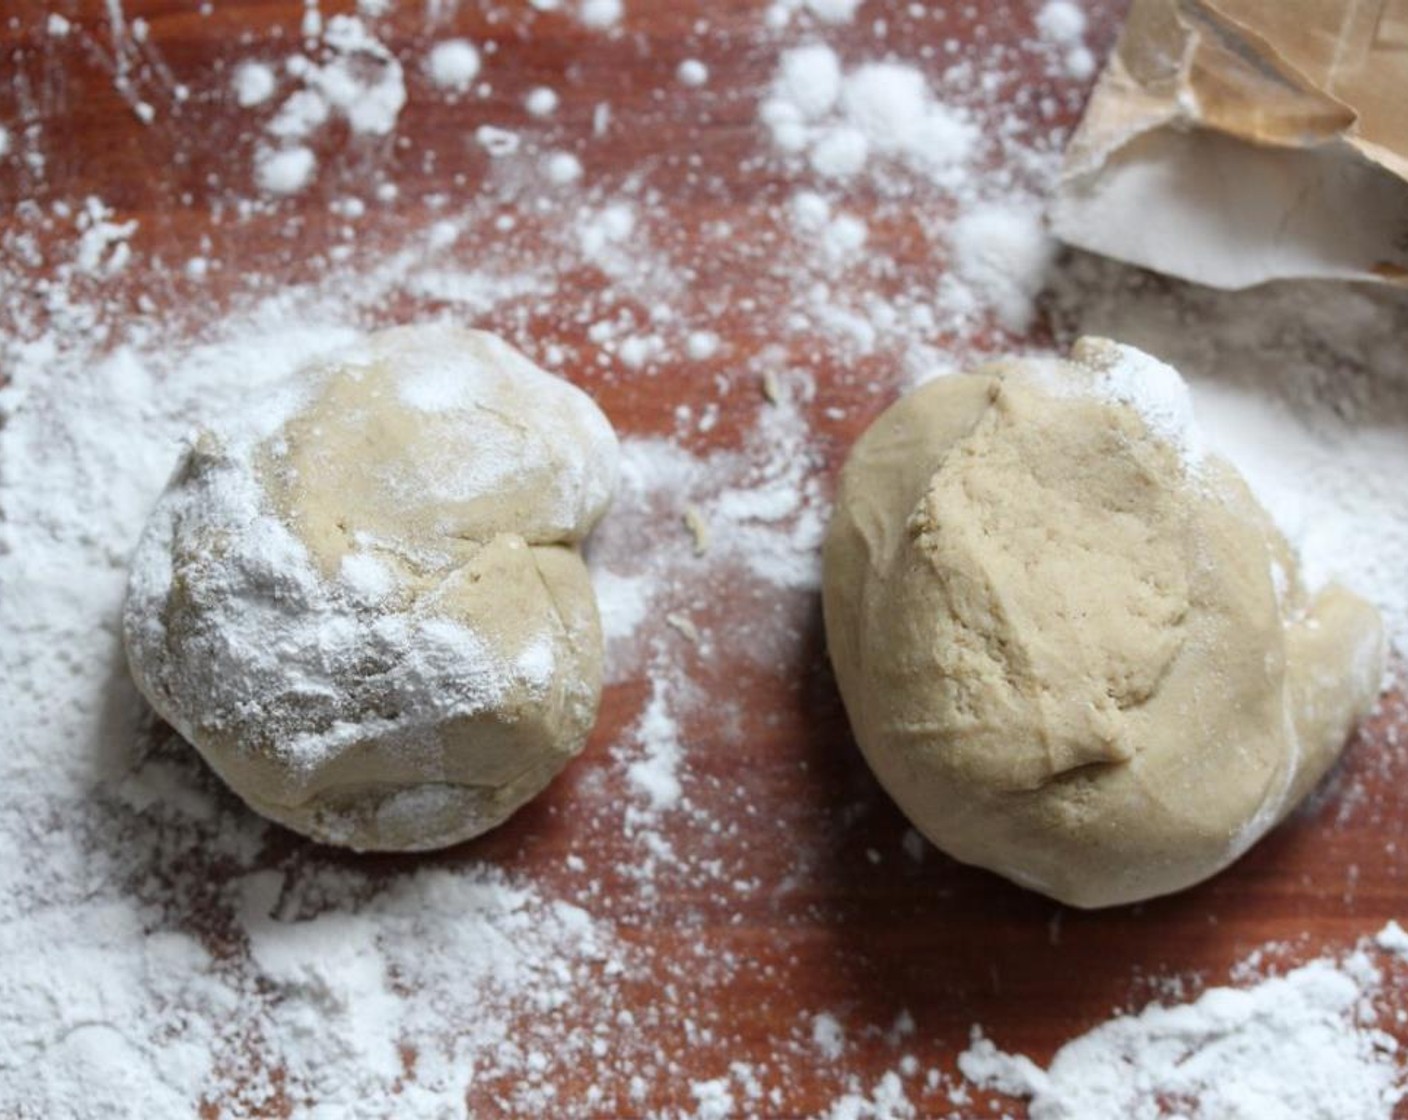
top-left (2, 2), bottom-right (1408, 1117)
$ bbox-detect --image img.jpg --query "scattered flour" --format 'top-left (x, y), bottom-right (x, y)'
top-left (544, 150), bottom-right (584, 184)
top-left (945, 201), bottom-right (1056, 332)
top-left (592, 568), bottom-right (654, 653)
top-left (426, 38), bottom-right (481, 91)
top-left (806, 0), bottom-right (865, 21)
top-left (287, 16), bottom-right (407, 136)
top-left (476, 124), bottom-right (521, 156)
top-left (1036, 0), bottom-right (1087, 43)
top-left (685, 330), bottom-right (720, 361)
top-left (525, 86), bottom-right (560, 116)
top-left (819, 1072), bottom-right (914, 1120)
top-left (813, 1012), bottom-right (846, 1060)
top-left (246, 14), bottom-right (406, 195)
top-left (579, 0), bottom-right (624, 29)
top-left (961, 948), bottom-right (1405, 1119)
top-left (763, 47), bottom-right (977, 188)
top-left (233, 60), bottom-right (277, 106)
top-left (625, 680), bottom-right (684, 813)
top-left (1376, 921), bottom-right (1408, 957)
top-left (677, 58), bottom-right (709, 88)
top-left (255, 144), bottom-right (317, 194)
top-left (689, 1077), bottom-right (736, 1119)
top-left (73, 198), bottom-right (138, 277)
top-left (1035, 0), bottom-right (1096, 79)
top-left (768, 0), bottom-right (867, 27)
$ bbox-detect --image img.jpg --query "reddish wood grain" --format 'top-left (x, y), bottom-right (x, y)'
top-left (6, 1), bottom-right (1407, 1117)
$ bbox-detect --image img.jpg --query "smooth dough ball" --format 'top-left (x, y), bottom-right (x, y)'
top-left (124, 324), bottom-right (619, 851)
top-left (822, 338), bottom-right (1385, 908)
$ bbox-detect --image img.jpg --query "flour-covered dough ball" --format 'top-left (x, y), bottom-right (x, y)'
top-left (823, 338), bottom-right (1384, 908)
top-left (124, 325), bottom-right (619, 851)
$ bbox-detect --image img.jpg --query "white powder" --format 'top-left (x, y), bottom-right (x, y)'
top-left (806, 0), bottom-right (865, 21)
top-left (273, 15), bottom-right (406, 141)
top-left (709, 391), bottom-right (829, 589)
top-left (840, 63), bottom-right (972, 167)
top-left (1212, 385), bottom-right (1408, 650)
top-left (1035, 0), bottom-right (1096, 79)
top-left (813, 1012), bottom-right (846, 1059)
top-left (685, 330), bottom-right (721, 360)
top-left (426, 38), bottom-right (481, 91)
top-left (0, 906), bottom-right (218, 1115)
top-left (321, 16), bottom-right (407, 134)
top-left (1376, 921), bottom-right (1408, 957)
top-left (340, 551), bottom-right (395, 604)
top-left (689, 1078), bottom-right (736, 1119)
top-left (775, 45), bottom-right (842, 119)
top-left (768, 0), bottom-right (866, 25)
top-left (1070, 337), bottom-right (1204, 466)
top-left (677, 58), bottom-right (709, 87)
top-left (819, 1072), bottom-right (914, 1120)
top-left (823, 211), bottom-right (868, 261)
top-left (255, 144), bottom-right (317, 194)
top-left (477, 124), bottom-right (521, 156)
top-left (525, 86), bottom-right (560, 116)
top-left (233, 60), bottom-right (277, 106)
top-left (73, 197), bottom-right (138, 277)
top-left (579, 0), bottom-right (623, 29)
top-left (947, 201), bottom-right (1057, 332)
top-left (1065, 45), bottom-right (1096, 80)
top-left (267, 89), bottom-right (331, 139)
top-left (763, 48), bottom-right (977, 188)
top-left (576, 200), bottom-right (639, 266)
top-left (809, 127), bottom-right (869, 178)
top-left (790, 188), bottom-right (831, 230)
top-left (544, 150), bottom-right (583, 184)
top-left (625, 682), bottom-right (683, 812)
top-left (617, 332), bottom-right (663, 369)
top-left (376, 326), bottom-right (620, 526)
top-left (229, 866), bottom-right (626, 1116)
top-left (1036, 0), bottom-right (1087, 44)
top-left (592, 568), bottom-right (654, 654)
top-left (961, 950), bottom-right (1405, 1119)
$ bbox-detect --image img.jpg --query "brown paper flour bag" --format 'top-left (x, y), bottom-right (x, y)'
top-left (1053, 0), bottom-right (1408, 288)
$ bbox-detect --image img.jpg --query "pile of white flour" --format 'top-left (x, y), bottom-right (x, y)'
top-left (3, 0), bottom-right (1408, 1117)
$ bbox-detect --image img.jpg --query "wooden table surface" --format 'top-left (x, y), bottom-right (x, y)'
top-left (5, 1), bottom-right (1408, 1116)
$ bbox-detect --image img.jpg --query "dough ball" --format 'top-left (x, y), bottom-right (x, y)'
top-left (124, 325), bottom-right (619, 851)
top-left (822, 338), bottom-right (1385, 908)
